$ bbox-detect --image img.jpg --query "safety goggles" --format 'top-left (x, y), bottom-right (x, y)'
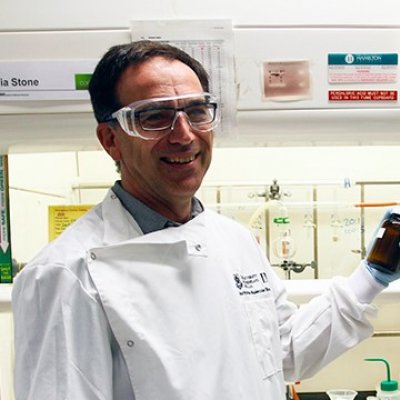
top-left (106, 92), bottom-right (220, 140)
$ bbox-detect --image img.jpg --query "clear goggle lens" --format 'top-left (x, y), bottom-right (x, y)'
top-left (110, 92), bottom-right (220, 140)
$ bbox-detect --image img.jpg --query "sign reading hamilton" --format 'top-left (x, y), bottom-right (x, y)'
top-left (328, 53), bottom-right (398, 84)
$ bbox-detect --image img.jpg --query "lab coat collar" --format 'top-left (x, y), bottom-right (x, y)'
top-left (100, 189), bottom-right (208, 257)
top-left (101, 189), bottom-right (143, 245)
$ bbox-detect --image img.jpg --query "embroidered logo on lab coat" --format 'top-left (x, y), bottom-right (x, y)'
top-left (233, 272), bottom-right (271, 296)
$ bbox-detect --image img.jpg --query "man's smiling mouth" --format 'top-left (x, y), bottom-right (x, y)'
top-left (162, 154), bottom-right (197, 164)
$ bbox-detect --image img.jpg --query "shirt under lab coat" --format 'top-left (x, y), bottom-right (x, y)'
top-left (12, 189), bottom-right (383, 400)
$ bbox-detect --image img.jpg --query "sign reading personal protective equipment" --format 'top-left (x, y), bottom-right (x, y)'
top-left (0, 60), bottom-right (97, 100)
top-left (328, 53), bottom-right (398, 84)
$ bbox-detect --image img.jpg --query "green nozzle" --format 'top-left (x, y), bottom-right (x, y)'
top-left (365, 358), bottom-right (398, 392)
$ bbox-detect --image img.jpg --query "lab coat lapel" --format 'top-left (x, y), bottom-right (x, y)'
top-left (101, 189), bottom-right (143, 244)
top-left (88, 214), bottom-right (213, 399)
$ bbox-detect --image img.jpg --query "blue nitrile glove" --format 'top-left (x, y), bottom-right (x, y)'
top-left (364, 260), bottom-right (400, 286)
top-left (364, 207), bottom-right (400, 286)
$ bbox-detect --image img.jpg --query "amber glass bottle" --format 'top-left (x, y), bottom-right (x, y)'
top-left (367, 210), bottom-right (400, 274)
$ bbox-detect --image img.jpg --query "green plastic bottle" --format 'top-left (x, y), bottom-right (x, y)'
top-left (365, 358), bottom-right (400, 400)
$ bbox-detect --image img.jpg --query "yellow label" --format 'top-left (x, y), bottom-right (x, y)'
top-left (48, 205), bottom-right (93, 241)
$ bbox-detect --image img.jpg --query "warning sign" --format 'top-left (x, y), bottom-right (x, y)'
top-left (329, 90), bottom-right (397, 101)
top-left (48, 205), bottom-right (93, 241)
top-left (328, 53), bottom-right (398, 84)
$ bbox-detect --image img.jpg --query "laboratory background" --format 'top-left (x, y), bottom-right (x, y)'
top-left (1, 0), bottom-right (400, 399)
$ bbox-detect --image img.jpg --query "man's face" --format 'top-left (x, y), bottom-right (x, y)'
top-left (97, 57), bottom-right (213, 219)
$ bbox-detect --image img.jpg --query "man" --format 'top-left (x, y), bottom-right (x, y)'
top-left (12, 40), bottom-right (399, 400)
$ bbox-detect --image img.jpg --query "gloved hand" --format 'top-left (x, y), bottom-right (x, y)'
top-left (364, 207), bottom-right (400, 286)
top-left (364, 260), bottom-right (400, 286)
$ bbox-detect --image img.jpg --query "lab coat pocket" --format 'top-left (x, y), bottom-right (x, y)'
top-left (244, 297), bottom-right (282, 379)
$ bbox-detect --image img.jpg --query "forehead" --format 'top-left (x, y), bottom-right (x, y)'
top-left (116, 57), bottom-right (204, 106)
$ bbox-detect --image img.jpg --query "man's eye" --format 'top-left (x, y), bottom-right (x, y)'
top-left (186, 104), bottom-right (213, 121)
top-left (139, 109), bottom-right (174, 127)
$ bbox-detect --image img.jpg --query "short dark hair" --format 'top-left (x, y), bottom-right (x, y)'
top-left (88, 40), bottom-right (210, 123)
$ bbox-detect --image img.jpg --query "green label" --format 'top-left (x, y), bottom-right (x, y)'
top-left (0, 237), bottom-right (12, 283)
top-left (273, 217), bottom-right (290, 224)
top-left (0, 261), bottom-right (12, 283)
top-left (74, 73), bottom-right (92, 90)
top-left (328, 53), bottom-right (398, 65)
top-left (0, 156), bottom-right (12, 283)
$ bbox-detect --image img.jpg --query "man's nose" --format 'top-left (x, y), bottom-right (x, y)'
top-left (168, 112), bottom-right (195, 143)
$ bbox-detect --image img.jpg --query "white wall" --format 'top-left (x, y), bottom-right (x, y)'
top-left (1, 0), bottom-right (400, 30)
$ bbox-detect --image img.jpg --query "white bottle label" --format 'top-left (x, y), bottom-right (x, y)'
top-left (376, 227), bottom-right (386, 239)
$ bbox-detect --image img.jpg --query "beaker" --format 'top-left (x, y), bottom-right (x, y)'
top-left (326, 389), bottom-right (357, 400)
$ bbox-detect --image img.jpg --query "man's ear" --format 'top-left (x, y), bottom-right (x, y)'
top-left (96, 123), bottom-right (122, 161)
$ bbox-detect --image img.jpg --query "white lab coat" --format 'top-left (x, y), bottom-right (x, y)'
top-left (12, 190), bottom-right (382, 400)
